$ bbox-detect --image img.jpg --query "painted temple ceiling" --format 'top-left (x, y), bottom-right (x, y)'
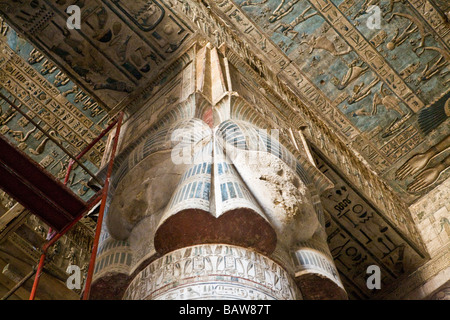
top-left (0, 0), bottom-right (196, 111)
top-left (0, 0), bottom-right (448, 299)
top-left (0, 17), bottom-right (102, 299)
top-left (208, 0), bottom-right (450, 205)
top-left (0, 0), bottom-right (447, 205)
top-left (0, 20), bottom-right (111, 203)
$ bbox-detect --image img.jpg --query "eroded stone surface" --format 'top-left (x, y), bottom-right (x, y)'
top-left (233, 150), bottom-right (320, 247)
top-left (107, 151), bottom-right (187, 240)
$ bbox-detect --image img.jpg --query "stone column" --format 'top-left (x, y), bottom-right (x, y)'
top-left (90, 42), bottom-right (347, 300)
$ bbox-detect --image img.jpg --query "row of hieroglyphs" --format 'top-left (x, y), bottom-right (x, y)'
top-left (0, 52), bottom-right (106, 159)
top-left (0, 34), bottom-right (108, 198)
top-left (123, 244), bottom-right (300, 300)
top-left (26, 48), bottom-right (106, 118)
top-left (314, 150), bottom-right (426, 297)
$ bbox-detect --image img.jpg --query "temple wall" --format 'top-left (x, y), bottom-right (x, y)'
top-left (375, 177), bottom-right (450, 299)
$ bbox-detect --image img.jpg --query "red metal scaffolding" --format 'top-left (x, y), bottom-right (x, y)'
top-left (0, 89), bottom-right (124, 300)
top-left (29, 111), bottom-right (124, 300)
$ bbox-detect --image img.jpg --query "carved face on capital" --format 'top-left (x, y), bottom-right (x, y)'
top-left (106, 150), bottom-right (189, 240)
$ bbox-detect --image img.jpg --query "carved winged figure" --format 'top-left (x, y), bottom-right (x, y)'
top-left (371, 83), bottom-right (403, 116)
top-left (416, 46), bottom-right (449, 83)
top-left (299, 35), bottom-right (352, 56)
top-left (332, 60), bottom-right (369, 90)
top-left (386, 12), bottom-right (430, 54)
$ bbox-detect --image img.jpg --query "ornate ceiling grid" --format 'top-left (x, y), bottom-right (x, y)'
top-left (0, 0), bottom-right (195, 109)
top-left (205, 0), bottom-right (450, 205)
top-left (0, 0), bottom-right (448, 299)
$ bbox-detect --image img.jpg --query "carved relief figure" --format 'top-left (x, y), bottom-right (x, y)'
top-left (371, 83), bottom-right (404, 116)
top-left (299, 35), bottom-right (352, 57)
top-left (331, 60), bottom-right (369, 90)
top-left (348, 78), bottom-right (380, 104)
top-left (406, 154), bottom-right (450, 193)
top-left (416, 46), bottom-right (449, 83)
top-left (273, 6), bottom-right (318, 39)
top-left (385, 12), bottom-right (430, 54)
top-left (381, 0), bottom-right (406, 17)
top-left (268, 0), bottom-right (301, 23)
top-left (396, 135), bottom-right (450, 180)
top-left (396, 135), bottom-right (450, 193)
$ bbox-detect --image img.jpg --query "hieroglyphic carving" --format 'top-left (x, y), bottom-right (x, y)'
top-left (308, 0), bottom-right (425, 113)
top-left (0, 0), bottom-right (194, 109)
top-left (123, 244), bottom-right (300, 300)
top-left (407, 0), bottom-right (450, 49)
top-left (0, 41), bottom-right (106, 162)
top-left (379, 125), bottom-right (422, 162)
top-left (310, 120), bottom-right (424, 249)
top-left (316, 150), bottom-right (426, 280)
top-left (324, 209), bottom-right (399, 297)
top-left (316, 153), bottom-right (429, 297)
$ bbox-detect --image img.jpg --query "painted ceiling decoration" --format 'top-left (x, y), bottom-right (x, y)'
top-left (0, 17), bottom-right (111, 203)
top-left (0, 16), bottom-right (102, 300)
top-left (0, 0), bottom-right (448, 299)
top-left (205, 0), bottom-right (450, 205)
top-left (0, 0), bottom-right (446, 204)
top-left (0, 0), bottom-right (195, 110)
